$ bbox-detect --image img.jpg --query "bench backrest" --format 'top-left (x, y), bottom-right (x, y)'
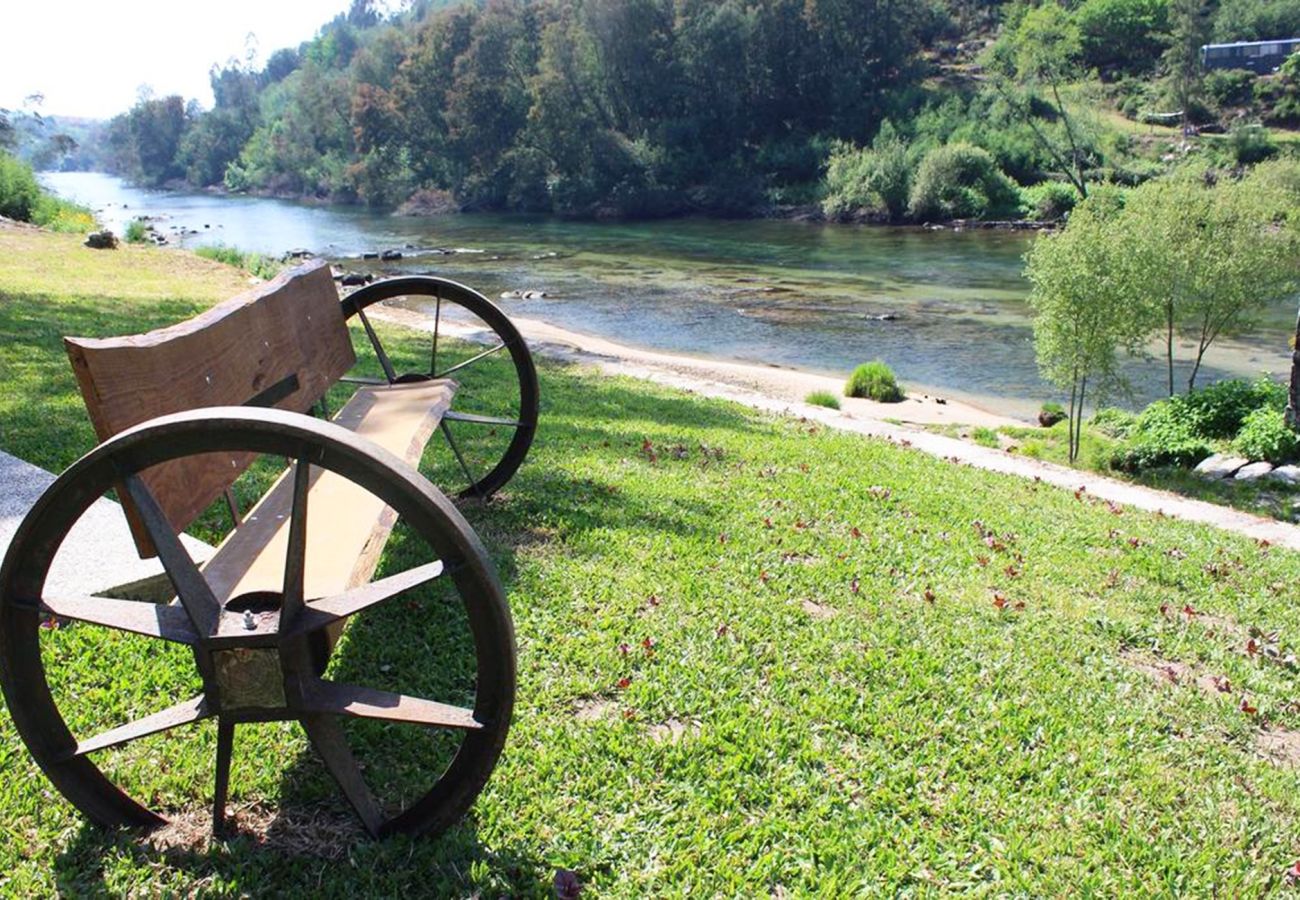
top-left (64, 259), bottom-right (355, 554)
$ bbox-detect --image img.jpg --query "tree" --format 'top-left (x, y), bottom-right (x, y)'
top-left (989, 3), bottom-right (1094, 198)
top-left (1125, 172), bottom-right (1300, 393)
top-left (1026, 187), bottom-right (1151, 460)
top-left (1164, 0), bottom-right (1213, 128)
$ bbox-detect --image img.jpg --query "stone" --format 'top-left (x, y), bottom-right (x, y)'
top-left (1193, 453), bottom-right (1249, 479)
top-left (83, 230), bottom-right (118, 250)
top-left (381, 249), bottom-right (403, 261)
top-left (1235, 461), bottom-right (1275, 481)
top-left (1268, 464), bottom-right (1300, 484)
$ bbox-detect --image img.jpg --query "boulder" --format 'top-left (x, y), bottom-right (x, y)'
top-left (1235, 461), bottom-right (1275, 481)
top-left (339, 272), bottom-right (373, 287)
top-left (1268, 464), bottom-right (1300, 485)
top-left (381, 249), bottom-right (403, 261)
top-left (1193, 453), bottom-right (1249, 479)
top-left (83, 230), bottom-right (118, 250)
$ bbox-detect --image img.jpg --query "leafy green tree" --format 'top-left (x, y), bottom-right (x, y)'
top-left (1164, 0), bottom-right (1213, 128)
top-left (1026, 187), bottom-right (1151, 460)
top-left (1073, 0), bottom-right (1170, 74)
top-left (989, 3), bottom-right (1093, 198)
top-left (1125, 173), bottom-right (1300, 393)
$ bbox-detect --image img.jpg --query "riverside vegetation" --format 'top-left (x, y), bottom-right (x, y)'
top-left (7, 208), bottom-right (1300, 895)
top-left (10, 0), bottom-right (1300, 222)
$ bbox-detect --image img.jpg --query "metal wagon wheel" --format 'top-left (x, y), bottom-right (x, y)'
top-left (0, 407), bottom-right (515, 838)
top-left (341, 277), bottom-right (539, 500)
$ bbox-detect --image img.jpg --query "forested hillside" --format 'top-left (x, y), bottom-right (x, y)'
top-left (17, 0), bottom-right (1300, 219)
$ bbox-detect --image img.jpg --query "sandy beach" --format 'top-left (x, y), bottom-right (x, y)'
top-left (372, 305), bottom-right (1023, 429)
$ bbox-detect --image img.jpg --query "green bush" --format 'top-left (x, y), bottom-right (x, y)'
top-left (1089, 406), bottom-right (1137, 439)
top-left (0, 152), bottom-right (42, 221)
top-left (907, 143), bottom-right (1021, 222)
top-left (1233, 406), bottom-right (1299, 463)
top-left (844, 361), bottom-right (904, 403)
top-left (805, 390), bottom-right (841, 410)
top-left (1020, 182), bottom-right (1078, 221)
top-left (1228, 123), bottom-right (1278, 166)
top-left (1204, 69), bottom-right (1257, 108)
top-left (1179, 377), bottom-right (1285, 439)
top-left (821, 122), bottom-right (915, 222)
top-left (124, 219), bottom-right (150, 243)
top-left (1109, 399), bottom-right (1212, 471)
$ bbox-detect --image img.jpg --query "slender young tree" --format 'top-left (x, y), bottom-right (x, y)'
top-left (1026, 187), bottom-right (1150, 461)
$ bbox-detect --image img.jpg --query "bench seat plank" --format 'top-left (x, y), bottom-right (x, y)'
top-left (200, 380), bottom-right (457, 605)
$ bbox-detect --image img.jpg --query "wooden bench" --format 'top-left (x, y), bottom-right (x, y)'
top-left (0, 259), bottom-right (537, 839)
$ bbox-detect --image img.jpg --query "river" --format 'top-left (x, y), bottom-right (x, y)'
top-left (41, 171), bottom-right (1296, 421)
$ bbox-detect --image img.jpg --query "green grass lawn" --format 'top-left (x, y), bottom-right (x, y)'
top-left (4, 231), bottom-right (1300, 895)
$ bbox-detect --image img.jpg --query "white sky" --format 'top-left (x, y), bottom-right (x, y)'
top-left (0, 2), bottom-right (364, 120)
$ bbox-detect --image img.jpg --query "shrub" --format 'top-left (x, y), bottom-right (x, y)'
top-left (907, 143), bottom-right (1021, 222)
top-left (805, 390), bottom-right (841, 410)
top-left (124, 219), bottom-right (150, 244)
top-left (1228, 124), bottom-right (1277, 166)
top-left (1089, 406), bottom-right (1137, 439)
top-left (1021, 182), bottom-right (1078, 221)
top-left (1233, 406), bottom-right (1299, 463)
top-left (1204, 69), bottom-right (1257, 108)
top-left (845, 361), bottom-right (904, 403)
top-left (0, 152), bottom-right (42, 222)
top-left (1179, 377), bottom-right (1285, 439)
top-left (1109, 399), bottom-right (1212, 471)
top-left (972, 426), bottom-right (1000, 448)
top-left (821, 122), bottom-right (915, 222)
top-left (1038, 401), bottom-right (1067, 427)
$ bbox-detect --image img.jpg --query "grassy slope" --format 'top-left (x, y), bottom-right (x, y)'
top-left (3, 232), bottom-right (1300, 895)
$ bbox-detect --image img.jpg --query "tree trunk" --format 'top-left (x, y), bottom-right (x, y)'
top-left (1288, 305), bottom-right (1300, 431)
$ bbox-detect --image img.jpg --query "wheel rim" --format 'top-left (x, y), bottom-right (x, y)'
top-left (341, 277), bottom-right (539, 500)
top-left (0, 407), bottom-right (515, 838)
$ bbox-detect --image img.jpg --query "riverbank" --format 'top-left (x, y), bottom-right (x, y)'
top-left (370, 304), bottom-right (1022, 429)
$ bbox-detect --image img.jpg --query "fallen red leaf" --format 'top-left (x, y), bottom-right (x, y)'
top-left (1240, 697), bottom-right (1257, 715)
top-left (992, 593), bottom-right (1007, 610)
top-left (617, 677), bottom-right (631, 690)
top-left (1247, 638), bottom-right (1259, 656)
top-left (851, 577), bottom-right (861, 594)
top-left (1182, 604), bottom-right (1198, 618)
top-left (618, 643), bottom-right (631, 656)
top-left (850, 527), bottom-right (862, 539)
top-left (922, 586), bottom-right (935, 603)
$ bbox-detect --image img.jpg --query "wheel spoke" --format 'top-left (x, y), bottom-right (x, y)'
top-left (442, 410), bottom-right (526, 429)
top-left (301, 714), bottom-right (384, 836)
top-left (434, 342), bottom-right (507, 380)
top-left (440, 421), bottom-right (482, 497)
top-left (39, 594), bottom-right (199, 644)
top-left (431, 292), bottom-right (442, 379)
top-left (67, 695), bottom-right (211, 759)
top-left (356, 307), bottom-right (398, 384)
top-left (281, 561), bottom-right (445, 638)
top-left (298, 678), bottom-right (482, 730)
top-left (123, 474), bottom-right (220, 636)
top-left (213, 718), bottom-right (234, 835)
top-left (339, 375), bottom-right (387, 386)
top-left (280, 456), bottom-right (311, 628)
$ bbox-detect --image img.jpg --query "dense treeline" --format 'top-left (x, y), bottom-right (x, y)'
top-left (89, 0), bottom-right (1300, 218)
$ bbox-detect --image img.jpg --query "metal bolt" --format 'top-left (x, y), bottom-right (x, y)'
top-left (243, 611), bottom-right (256, 631)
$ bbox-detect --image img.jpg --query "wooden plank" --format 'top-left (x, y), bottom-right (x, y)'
top-left (64, 260), bottom-right (355, 550)
top-left (201, 380), bottom-right (457, 610)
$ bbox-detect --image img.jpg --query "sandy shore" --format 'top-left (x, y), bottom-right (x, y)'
top-left (371, 305), bottom-right (1022, 429)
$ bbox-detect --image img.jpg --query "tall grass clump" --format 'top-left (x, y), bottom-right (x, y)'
top-left (194, 244), bottom-right (282, 280)
top-left (124, 219), bottom-right (150, 243)
top-left (805, 390), bottom-right (841, 410)
top-left (845, 360), bottom-right (904, 402)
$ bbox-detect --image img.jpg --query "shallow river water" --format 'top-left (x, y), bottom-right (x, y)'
top-left (43, 171), bottom-right (1296, 420)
